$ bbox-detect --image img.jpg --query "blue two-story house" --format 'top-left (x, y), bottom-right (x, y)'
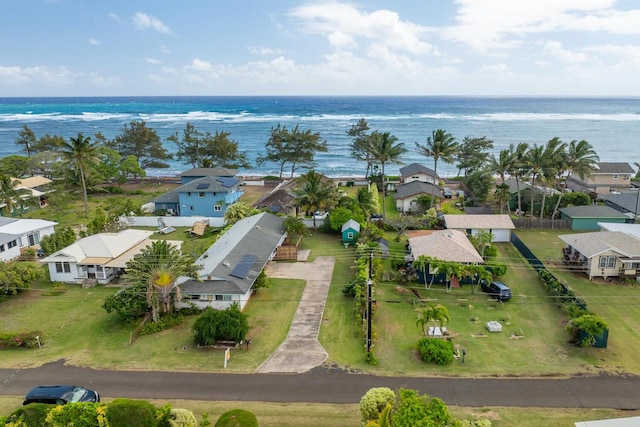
top-left (153, 168), bottom-right (243, 217)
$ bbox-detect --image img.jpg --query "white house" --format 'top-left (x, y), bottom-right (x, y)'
top-left (39, 229), bottom-right (163, 285)
top-left (0, 217), bottom-right (57, 262)
top-left (442, 214), bottom-right (516, 243)
top-left (177, 212), bottom-right (286, 310)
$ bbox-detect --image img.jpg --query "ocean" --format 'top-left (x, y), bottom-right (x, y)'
top-left (0, 96), bottom-right (638, 178)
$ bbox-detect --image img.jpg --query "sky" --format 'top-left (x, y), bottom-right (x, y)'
top-left (2, 0), bottom-right (640, 97)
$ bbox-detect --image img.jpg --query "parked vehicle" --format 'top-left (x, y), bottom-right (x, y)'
top-left (481, 281), bottom-right (512, 301)
top-left (23, 385), bottom-right (100, 406)
top-left (443, 188), bottom-right (452, 198)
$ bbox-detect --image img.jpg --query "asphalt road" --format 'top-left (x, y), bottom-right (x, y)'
top-left (1, 360), bottom-right (639, 409)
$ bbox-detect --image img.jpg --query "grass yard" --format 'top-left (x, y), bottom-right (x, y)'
top-left (0, 277), bottom-right (305, 373)
top-left (516, 229), bottom-right (640, 375)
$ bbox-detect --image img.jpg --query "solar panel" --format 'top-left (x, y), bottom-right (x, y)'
top-left (229, 254), bottom-right (258, 279)
top-left (196, 183), bottom-right (210, 189)
top-left (216, 177), bottom-right (240, 188)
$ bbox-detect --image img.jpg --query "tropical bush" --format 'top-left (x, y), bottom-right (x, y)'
top-left (0, 331), bottom-right (42, 349)
top-left (359, 387), bottom-right (395, 425)
top-left (5, 403), bottom-right (53, 427)
top-left (214, 409), bottom-right (258, 427)
top-left (45, 402), bottom-right (105, 427)
top-left (106, 398), bottom-right (158, 427)
top-left (192, 303), bottom-right (249, 346)
top-left (416, 338), bottom-right (454, 365)
top-left (167, 408), bottom-right (198, 427)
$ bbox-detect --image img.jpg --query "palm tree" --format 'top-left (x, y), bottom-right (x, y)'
top-left (508, 143), bottom-right (529, 215)
top-left (356, 187), bottom-right (375, 219)
top-left (0, 175), bottom-right (36, 216)
top-left (60, 133), bottom-right (100, 216)
top-left (490, 148), bottom-right (514, 185)
top-left (367, 132), bottom-right (407, 218)
top-left (416, 304), bottom-right (450, 337)
top-left (538, 138), bottom-right (567, 219)
top-left (293, 170), bottom-right (339, 229)
top-left (524, 144), bottom-right (546, 218)
top-left (415, 129), bottom-right (459, 209)
top-left (551, 140), bottom-right (599, 220)
top-left (123, 240), bottom-right (200, 323)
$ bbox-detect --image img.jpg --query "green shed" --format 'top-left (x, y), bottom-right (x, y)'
top-left (559, 205), bottom-right (629, 230)
top-left (341, 219), bottom-right (361, 244)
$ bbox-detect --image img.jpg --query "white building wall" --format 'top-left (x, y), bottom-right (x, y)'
top-left (47, 263), bottom-right (80, 283)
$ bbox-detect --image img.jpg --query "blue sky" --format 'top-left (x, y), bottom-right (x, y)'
top-left (2, 0), bottom-right (640, 96)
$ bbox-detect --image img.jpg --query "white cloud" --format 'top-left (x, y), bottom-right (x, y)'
top-left (248, 46), bottom-right (285, 56)
top-left (133, 12), bottom-right (174, 35)
top-left (188, 58), bottom-right (214, 72)
top-left (108, 12), bottom-right (122, 23)
top-left (540, 41), bottom-right (588, 63)
top-left (444, 0), bottom-right (640, 53)
top-left (327, 31), bottom-right (357, 49)
top-left (288, 2), bottom-right (435, 55)
top-left (89, 38), bottom-right (100, 46)
top-left (145, 57), bottom-right (161, 65)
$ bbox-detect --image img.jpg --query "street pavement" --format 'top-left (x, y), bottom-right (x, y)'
top-left (1, 360), bottom-right (639, 409)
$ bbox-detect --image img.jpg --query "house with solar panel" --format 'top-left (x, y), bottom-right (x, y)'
top-left (176, 212), bottom-right (286, 310)
top-left (152, 168), bottom-right (243, 217)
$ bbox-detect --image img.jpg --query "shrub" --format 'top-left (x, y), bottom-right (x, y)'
top-left (566, 314), bottom-right (608, 347)
top-left (106, 398), bottom-right (158, 427)
top-left (45, 402), bottom-right (104, 427)
top-left (192, 303), bottom-right (249, 346)
top-left (6, 403), bottom-right (53, 427)
top-left (0, 331), bottom-right (42, 349)
top-left (359, 387), bottom-right (395, 424)
top-left (167, 408), bottom-right (198, 427)
top-left (214, 409), bottom-right (258, 427)
top-left (140, 313), bottom-right (184, 335)
top-left (417, 338), bottom-right (454, 365)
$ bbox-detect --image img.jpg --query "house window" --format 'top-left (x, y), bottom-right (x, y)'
top-left (7, 240), bottom-right (17, 249)
top-left (0, 245), bottom-right (4, 252)
top-left (612, 174), bottom-right (619, 180)
top-left (624, 175), bottom-right (630, 180)
top-left (347, 232), bottom-right (354, 239)
top-left (214, 205), bottom-right (222, 212)
top-left (55, 262), bottom-right (71, 273)
top-left (27, 232), bottom-right (39, 246)
top-left (198, 192), bottom-right (205, 198)
top-left (190, 206), bottom-right (194, 211)
top-left (598, 256), bottom-right (616, 269)
top-left (215, 295), bottom-right (232, 301)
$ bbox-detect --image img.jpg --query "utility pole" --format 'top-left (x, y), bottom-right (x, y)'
top-left (366, 250), bottom-right (373, 353)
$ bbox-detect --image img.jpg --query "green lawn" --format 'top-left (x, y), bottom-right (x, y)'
top-left (516, 229), bottom-right (640, 375)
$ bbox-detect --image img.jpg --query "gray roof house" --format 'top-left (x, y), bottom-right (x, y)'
top-left (600, 191), bottom-right (640, 217)
top-left (559, 231), bottom-right (640, 280)
top-left (399, 163), bottom-right (439, 184)
top-left (566, 162), bottom-right (635, 197)
top-left (394, 181), bottom-right (444, 213)
top-left (177, 212), bottom-right (286, 310)
top-left (560, 205), bottom-right (629, 230)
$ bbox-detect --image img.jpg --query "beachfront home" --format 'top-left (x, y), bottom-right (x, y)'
top-left (177, 212), bottom-right (286, 310)
top-left (179, 167), bottom-right (237, 183)
top-left (0, 217), bottom-right (57, 262)
top-left (399, 163), bottom-right (439, 185)
top-left (39, 229), bottom-right (171, 285)
top-left (12, 175), bottom-right (53, 208)
top-left (442, 214), bottom-right (515, 243)
top-left (253, 179), bottom-right (298, 216)
top-left (559, 231), bottom-right (640, 280)
top-left (152, 176), bottom-right (243, 217)
top-left (394, 181), bottom-right (444, 213)
top-left (566, 162), bottom-right (635, 198)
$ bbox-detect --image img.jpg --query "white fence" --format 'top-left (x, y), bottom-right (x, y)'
top-left (121, 216), bottom-right (226, 228)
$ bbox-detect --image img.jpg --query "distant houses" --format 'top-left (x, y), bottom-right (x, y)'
top-left (566, 162), bottom-right (635, 197)
top-left (0, 217), bottom-right (57, 262)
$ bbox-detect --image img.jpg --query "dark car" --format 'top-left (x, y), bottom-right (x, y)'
top-left (442, 188), bottom-right (452, 198)
top-left (481, 281), bottom-right (512, 301)
top-left (23, 385), bottom-right (100, 406)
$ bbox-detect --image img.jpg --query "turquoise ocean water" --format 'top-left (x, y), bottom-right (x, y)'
top-left (0, 96), bottom-right (638, 177)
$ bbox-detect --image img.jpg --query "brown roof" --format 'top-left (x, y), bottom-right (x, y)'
top-left (408, 229), bottom-right (483, 263)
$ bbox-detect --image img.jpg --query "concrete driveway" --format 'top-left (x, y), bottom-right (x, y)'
top-left (257, 256), bottom-right (335, 374)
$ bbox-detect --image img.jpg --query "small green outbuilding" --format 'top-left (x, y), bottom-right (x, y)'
top-left (559, 205), bottom-right (629, 230)
top-left (341, 219), bottom-right (361, 244)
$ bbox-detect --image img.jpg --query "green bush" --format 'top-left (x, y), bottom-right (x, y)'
top-left (359, 387), bottom-right (395, 424)
top-left (417, 338), bottom-right (454, 365)
top-left (6, 403), bottom-right (53, 427)
top-left (566, 314), bottom-right (608, 347)
top-left (192, 303), bottom-right (249, 346)
top-left (167, 408), bottom-right (198, 427)
top-left (214, 409), bottom-right (258, 427)
top-left (106, 398), bottom-right (158, 427)
top-left (140, 313), bottom-right (184, 335)
top-left (45, 402), bottom-right (104, 427)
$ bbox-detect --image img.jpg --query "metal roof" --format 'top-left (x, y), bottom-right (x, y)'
top-left (399, 163), bottom-right (438, 179)
top-left (394, 181), bottom-right (443, 200)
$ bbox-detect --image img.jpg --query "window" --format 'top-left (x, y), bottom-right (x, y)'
top-left (347, 232), bottom-right (354, 239)
top-left (598, 256), bottom-right (616, 269)
top-left (187, 192), bottom-right (191, 196)
top-left (190, 206), bottom-right (194, 211)
top-left (198, 192), bottom-right (205, 198)
top-left (55, 262), bottom-right (71, 273)
top-left (0, 245), bottom-right (4, 252)
top-left (624, 175), bottom-right (630, 180)
top-left (215, 295), bottom-right (232, 301)
top-left (27, 232), bottom-right (39, 246)
top-left (214, 205), bottom-right (222, 211)
top-left (7, 240), bottom-right (17, 249)
top-left (612, 174), bottom-right (619, 180)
